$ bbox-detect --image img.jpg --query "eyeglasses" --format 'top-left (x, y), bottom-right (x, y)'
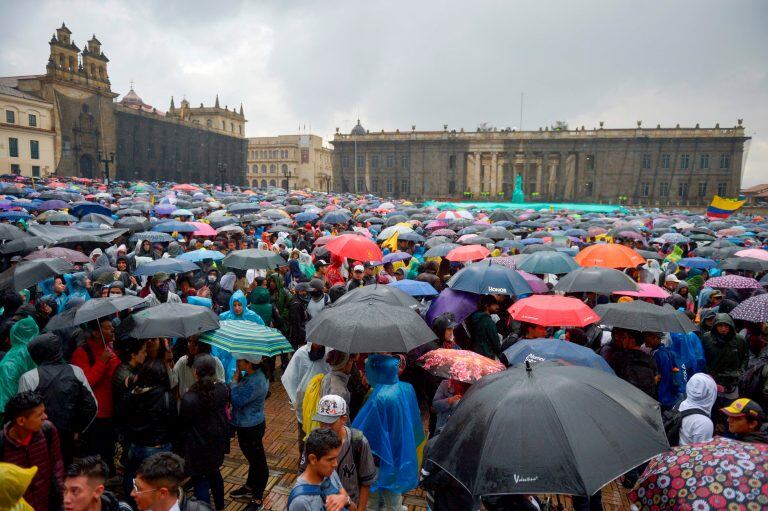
top-left (132, 479), bottom-right (158, 495)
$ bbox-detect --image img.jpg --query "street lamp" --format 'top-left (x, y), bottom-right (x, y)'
top-left (283, 166), bottom-right (293, 192)
top-left (323, 174), bottom-right (331, 193)
top-left (97, 150), bottom-right (114, 187)
top-left (217, 162), bottom-right (228, 191)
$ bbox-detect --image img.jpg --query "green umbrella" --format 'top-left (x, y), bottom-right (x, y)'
top-left (200, 320), bottom-right (293, 357)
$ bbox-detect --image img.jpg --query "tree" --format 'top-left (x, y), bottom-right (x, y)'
top-left (551, 121), bottom-right (569, 131)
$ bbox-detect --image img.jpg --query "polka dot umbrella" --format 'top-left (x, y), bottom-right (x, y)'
top-left (730, 294), bottom-right (768, 323)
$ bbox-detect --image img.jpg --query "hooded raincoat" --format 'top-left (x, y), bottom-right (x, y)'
top-left (0, 317), bottom-right (39, 416)
top-left (678, 373), bottom-right (717, 445)
top-left (352, 354), bottom-right (425, 494)
top-left (701, 313), bottom-right (749, 388)
top-left (215, 290), bottom-right (264, 382)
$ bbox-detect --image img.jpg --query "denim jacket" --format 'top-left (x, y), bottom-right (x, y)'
top-left (230, 369), bottom-right (268, 427)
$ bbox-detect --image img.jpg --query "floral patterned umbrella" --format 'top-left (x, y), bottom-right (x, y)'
top-left (705, 275), bottom-right (762, 289)
top-left (417, 348), bottom-right (504, 383)
top-left (630, 437), bottom-right (768, 511)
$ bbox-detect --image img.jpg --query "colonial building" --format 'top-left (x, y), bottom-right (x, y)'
top-left (331, 121), bottom-right (750, 206)
top-left (0, 82), bottom-right (55, 177)
top-left (247, 134), bottom-right (333, 191)
top-left (0, 23), bottom-right (247, 184)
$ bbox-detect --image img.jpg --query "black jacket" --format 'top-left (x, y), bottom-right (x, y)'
top-left (611, 348), bottom-right (659, 399)
top-left (27, 333), bottom-right (97, 434)
top-left (122, 385), bottom-right (178, 447)
top-left (179, 381), bottom-right (229, 475)
top-left (287, 296), bottom-right (309, 347)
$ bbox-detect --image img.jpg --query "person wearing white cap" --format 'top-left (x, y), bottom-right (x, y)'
top-left (663, 273), bottom-right (680, 292)
top-left (346, 264), bottom-right (365, 292)
top-left (229, 353), bottom-right (270, 509)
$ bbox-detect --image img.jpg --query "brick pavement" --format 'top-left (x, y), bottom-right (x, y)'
top-left (219, 381), bottom-right (633, 511)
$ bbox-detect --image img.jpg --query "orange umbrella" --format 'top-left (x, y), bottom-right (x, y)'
top-left (325, 234), bottom-right (383, 262)
top-left (446, 244), bottom-right (491, 262)
top-left (575, 244), bottom-right (645, 269)
top-left (508, 295), bottom-right (600, 327)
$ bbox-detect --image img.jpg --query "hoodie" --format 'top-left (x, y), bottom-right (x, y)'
top-left (352, 354), bottom-right (424, 494)
top-left (248, 287), bottom-right (273, 325)
top-left (678, 373), bottom-right (717, 445)
top-left (702, 313), bottom-right (749, 387)
top-left (0, 317), bottom-right (39, 415)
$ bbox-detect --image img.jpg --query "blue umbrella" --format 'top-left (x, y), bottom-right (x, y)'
top-left (323, 211), bottom-right (351, 224)
top-left (152, 220), bottom-right (196, 233)
top-left (177, 249), bottom-right (225, 262)
top-left (129, 231), bottom-right (176, 243)
top-left (294, 212), bottom-right (319, 223)
top-left (448, 259), bottom-right (533, 296)
top-left (133, 258), bottom-right (200, 277)
top-left (517, 251), bottom-right (579, 275)
top-left (70, 202), bottom-right (111, 217)
top-left (0, 211), bottom-right (32, 220)
top-left (502, 338), bottom-right (614, 374)
top-left (678, 257), bottom-right (718, 269)
top-left (388, 279), bottom-right (439, 297)
top-left (383, 251), bottom-right (412, 263)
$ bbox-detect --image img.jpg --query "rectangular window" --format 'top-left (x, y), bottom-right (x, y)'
top-left (678, 182), bottom-right (689, 198)
top-left (8, 138), bottom-right (18, 157)
top-left (700, 154), bottom-right (710, 170)
top-left (341, 156), bottom-right (349, 169)
top-left (28, 114), bottom-right (36, 127)
top-left (371, 177), bottom-right (378, 192)
top-left (720, 154), bottom-right (730, 170)
top-left (585, 154), bottom-right (595, 171)
top-left (401, 155), bottom-right (409, 169)
top-left (386, 179), bottom-right (393, 193)
top-left (449, 155), bottom-right (456, 169)
top-left (371, 155), bottom-right (379, 169)
top-left (642, 154), bottom-right (651, 170)
top-left (584, 182), bottom-right (593, 196)
top-left (356, 155), bottom-right (364, 169)
top-left (5, 110), bottom-right (14, 124)
top-left (680, 154), bottom-right (690, 169)
top-left (717, 182), bottom-right (727, 196)
top-left (386, 155), bottom-right (395, 168)
top-left (448, 180), bottom-right (456, 194)
top-left (640, 182), bottom-right (650, 197)
top-left (659, 182), bottom-right (669, 197)
top-left (356, 177), bottom-right (364, 191)
top-left (30, 140), bottom-right (39, 160)
top-left (698, 182), bottom-right (707, 197)
top-left (10, 164), bottom-right (20, 175)
top-left (400, 179), bottom-right (410, 194)
top-left (32, 165), bottom-right (40, 177)
top-left (661, 154), bottom-right (670, 169)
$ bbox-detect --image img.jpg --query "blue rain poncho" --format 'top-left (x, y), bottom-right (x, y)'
top-left (216, 290), bottom-right (264, 382)
top-left (352, 354), bottom-right (425, 494)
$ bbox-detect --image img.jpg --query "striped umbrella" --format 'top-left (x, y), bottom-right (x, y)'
top-left (200, 320), bottom-right (293, 357)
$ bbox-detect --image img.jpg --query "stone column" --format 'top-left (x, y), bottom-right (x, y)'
top-left (547, 154), bottom-right (558, 199)
top-left (490, 152), bottom-right (498, 196)
top-left (535, 157), bottom-right (543, 195)
top-left (473, 152), bottom-right (482, 197)
top-left (564, 153), bottom-right (577, 200)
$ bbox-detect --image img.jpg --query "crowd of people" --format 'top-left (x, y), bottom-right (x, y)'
top-left (0, 175), bottom-right (766, 511)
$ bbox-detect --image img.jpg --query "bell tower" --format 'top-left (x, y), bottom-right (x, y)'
top-left (81, 34), bottom-right (111, 91)
top-left (47, 23), bottom-right (80, 78)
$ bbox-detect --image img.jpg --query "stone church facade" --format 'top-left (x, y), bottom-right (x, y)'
top-left (332, 121), bottom-right (750, 206)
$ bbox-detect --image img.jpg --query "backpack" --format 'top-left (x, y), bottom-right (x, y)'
top-left (662, 406), bottom-right (710, 446)
top-left (739, 357), bottom-right (768, 407)
top-left (301, 373), bottom-right (325, 440)
top-left (287, 479), bottom-right (341, 510)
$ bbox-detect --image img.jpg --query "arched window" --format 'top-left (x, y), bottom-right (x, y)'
top-left (252, 164), bottom-right (258, 173)
top-left (58, 54), bottom-right (64, 67)
top-left (68, 56), bottom-right (74, 70)
top-left (90, 64), bottom-right (96, 77)
top-left (252, 179), bottom-right (258, 187)
top-left (98, 66), bottom-right (104, 79)
top-left (281, 164), bottom-right (288, 174)
top-left (261, 164), bottom-right (267, 174)
top-left (261, 180), bottom-right (267, 188)
top-left (269, 179), bottom-right (276, 187)
top-left (270, 164), bottom-right (276, 173)
top-left (206, 119), bottom-right (212, 127)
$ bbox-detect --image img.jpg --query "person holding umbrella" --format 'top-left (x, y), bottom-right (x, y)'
top-left (229, 354), bottom-right (269, 510)
top-left (466, 295), bottom-right (501, 358)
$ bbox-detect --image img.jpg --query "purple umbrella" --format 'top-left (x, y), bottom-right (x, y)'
top-left (154, 204), bottom-right (177, 215)
top-left (383, 251), bottom-right (412, 263)
top-left (425, 287), bottom-right (480, 326)
top-left (516, 270), bottom-right (549, 294)
top-left (36, 199), bottom-right (69, 211)
top-left (705, 275), bottom-right (762, 289)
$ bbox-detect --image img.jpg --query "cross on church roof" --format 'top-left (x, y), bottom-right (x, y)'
top-left (129, 79), bottom-right (134, 90)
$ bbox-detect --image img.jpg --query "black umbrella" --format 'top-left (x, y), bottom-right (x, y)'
top-left (222, 248), bottom-right (286, 270)
top-left (517, 251), bottom-right (579, 275)
top-left (594, 301), bottom-right (698, 333)
top-left (483, 227), bottom-right (513, 240)
top-left (424, 243), bottom-right (461, 258)
top-left (448, 259), bottom-right (533, 296)
top-left (53, 234), bottom-right (112, 251)
top-left (0, 224), bottom-right (28, 241)
top-left (0, 258), bottom-right (74, 291)
top-left (74, 295), bottom-right (148, 325)
top-left (306, 301), bottom-right (436, 353)
top-left (133, 258), bottom-right (200, 277)
top-left (0, 236), bottom-right (45, 255)
top-left (427, 361), bottom-right (668, 502)
top-left (79, 213), bottom-right (115, 226)
top-left (330, 283), bottom-right (420, 308)
top-left (115, 216), bottom-right (150, 232)
top-left (554, 267), bottom-right (638, 294)
top-left (128, 302), bottom-right (220, 339)
top-left (720, 257), bottom-right (768, 272)
top-left (636, 249), bottom-right (664, 261)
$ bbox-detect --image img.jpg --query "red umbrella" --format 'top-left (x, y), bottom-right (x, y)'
top-left (417, 348), bottom-right (504, 383)
top-left (325, 234), bottom-right (383, 262)
top-left (24, 247), bottom-right (90, 264)
top-left (446, 244), bottom-right (491, 262)
top-left (508, 295), bottom-right (600, 327)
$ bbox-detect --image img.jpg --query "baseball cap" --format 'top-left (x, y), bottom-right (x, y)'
top-left (295, 282), bottom-right (312, 293)
top-left (710, 290), bottom-right (723, 299)
top-left (203, 240), bottom-right (213, 247)
top-left (315, 259), bottom-right (329, 267)
top-left (353, 264), bottom-right (364, 272)
top-left (152, 272), bottom-right (170, 283)
top-left (363, 261), bottom-right (374, 269)
top-left (312, 395), bottom-right (348, 424)
top-left (665, 274), bottom-right (680, 283)
top-left (309, 279), bottom-right (324, 292)
top-left (721, 398), bottom-right (765, 421)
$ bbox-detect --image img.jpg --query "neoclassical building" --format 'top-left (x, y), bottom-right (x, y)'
top-left (331, 121), bottom-right (750, 205)
top-left (247, 134), bottom-right (333, 191)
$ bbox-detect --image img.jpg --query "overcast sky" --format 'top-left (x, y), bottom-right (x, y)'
top-left (1, 0), bottom-right (765, 186)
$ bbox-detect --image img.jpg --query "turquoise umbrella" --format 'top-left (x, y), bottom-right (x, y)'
top-left (200, 320), bottom-right (293, 357)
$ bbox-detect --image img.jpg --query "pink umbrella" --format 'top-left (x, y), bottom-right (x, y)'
top-left (417, 349), bottom-right (504, 383)
top-left (432, 228), bottom-right (457, 236)
top-left (425, 221), bottom-right (448, 230)
top-left (735, 248), bottom-right (768, 261)
top-left (613, 283), bottom-right (670, 299)
top-left (187, 222), bottom-right (217, 237)
top-left (516, 270), bottom-right (549, 294)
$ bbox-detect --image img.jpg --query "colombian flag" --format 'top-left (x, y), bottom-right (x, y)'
top-left (706, 195), bottom-right (744, 219)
